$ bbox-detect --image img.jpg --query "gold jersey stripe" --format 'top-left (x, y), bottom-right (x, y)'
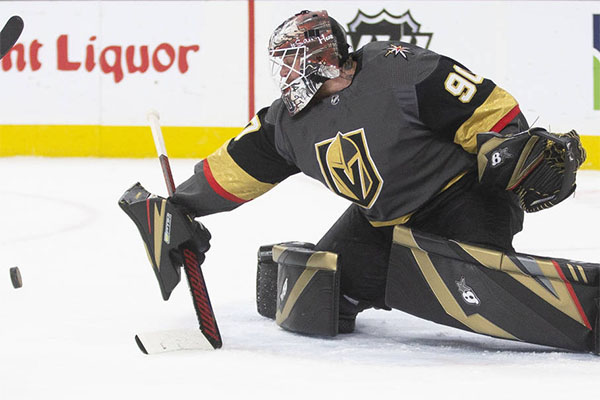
top-left (454, 87), bottom-right (519, 153)
top-left (206, 140), bottom-right (276, 201)
top-left (440, 170), bottom-right (468, 192)
top-left (368, 171), bottom-right (468, 227)
top-left (369, 214), bottom-right (413, 228)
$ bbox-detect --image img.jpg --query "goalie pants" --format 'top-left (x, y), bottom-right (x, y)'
top-left (314, 171), bottom-right (524, 311)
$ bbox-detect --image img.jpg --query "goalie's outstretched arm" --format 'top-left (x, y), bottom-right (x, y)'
top-left (172, 107), bottom-right (300, 216)
top-left (414, 55), bottom-right (586, 213)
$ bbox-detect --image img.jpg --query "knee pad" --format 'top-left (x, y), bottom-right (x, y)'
top-left (256, 242), bottom-right (340, 336)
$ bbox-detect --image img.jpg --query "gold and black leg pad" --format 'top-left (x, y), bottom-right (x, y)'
top-left (256, 242), bottom-right (315, 319)
top-left (256, 243), bottom-right (340, 336)
top-left (386, 225), bottom-right (600, 354)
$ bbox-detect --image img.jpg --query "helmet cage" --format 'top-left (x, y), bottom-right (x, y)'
top-left (268, 10), bottom-right (343, 115)
top-left (269, 45), bottom-right (308, 93)
top-left (269, 45), bottom-right (325, 115)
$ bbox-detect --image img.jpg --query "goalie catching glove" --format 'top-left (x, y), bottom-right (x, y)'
top-left (118, 182), bottom-right (211, 300)
top-left (477, 127), bottom-right (586, 212)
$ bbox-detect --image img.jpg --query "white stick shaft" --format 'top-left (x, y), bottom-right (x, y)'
top-left (147, 111), bottom-right (167, 157)
top-left (147, 110), bottom-right (176, 196)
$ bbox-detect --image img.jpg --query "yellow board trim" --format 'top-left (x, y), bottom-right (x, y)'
top-left (580, 135), bottom-right (600, 170)
top-left (0, 125), bottom-right (599, 172)
top-left (0, 125), bottom-right (241, 158)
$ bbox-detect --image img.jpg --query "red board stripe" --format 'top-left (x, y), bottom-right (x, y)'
top-left (203, 159), bottom-right (248, 204)
top-left (248, 0), bottom-right (255, 120)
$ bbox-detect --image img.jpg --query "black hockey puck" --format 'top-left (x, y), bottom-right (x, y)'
top-left (134, 335), bottom-right (149, 355)
top-left (10, 267), bottom-right (22, 288)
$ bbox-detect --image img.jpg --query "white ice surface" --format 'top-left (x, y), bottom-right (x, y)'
top-left (0, 158), bottom-right (599, 399)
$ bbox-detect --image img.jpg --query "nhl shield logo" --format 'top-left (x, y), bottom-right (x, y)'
top-left (315, 128), bottom-right (383, 209)
top-left (346, 9), bottom-right (433, 51)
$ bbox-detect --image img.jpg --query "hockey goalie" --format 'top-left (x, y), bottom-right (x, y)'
top-left (120, 10), bottom-right (600, 354)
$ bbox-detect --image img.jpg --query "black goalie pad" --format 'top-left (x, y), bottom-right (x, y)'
top-left (256, 245), bottom-right (279, 320)
top-left (118, 182), bottom-right (211, 301)
top-left (256, 242), bottom-right (314, 320)
top-left (386, 225), bottom-right (600, 354)
top-left (256, 243), bottom-right (340, 336)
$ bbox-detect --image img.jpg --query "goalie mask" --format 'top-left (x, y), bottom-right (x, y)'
top-left (268, 10), bottom-right (349, 116)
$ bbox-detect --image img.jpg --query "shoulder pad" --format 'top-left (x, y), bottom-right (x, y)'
top-left (265, 98), bottom-right (285, 125)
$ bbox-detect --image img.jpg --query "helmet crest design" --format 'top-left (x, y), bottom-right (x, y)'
top-left (269, 10), bottom-right (347, 115)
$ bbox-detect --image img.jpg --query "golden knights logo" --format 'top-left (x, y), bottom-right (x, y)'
top-left (315, 129), bottom-right (383, 208)
top-left (346, 9), bottom-right (433, 51)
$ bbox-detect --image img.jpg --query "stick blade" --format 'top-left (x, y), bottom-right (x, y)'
top-left (1, 16), bottom-right (24, 59)
top-left (135, 329), bottom-right (215, 355)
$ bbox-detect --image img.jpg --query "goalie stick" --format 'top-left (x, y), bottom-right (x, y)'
top-left (135, 329), bottom-right (214, 354)
top-left (0, 16), bottom-right (24, 60)
top-left (136, 111), bottom-right (222, 354)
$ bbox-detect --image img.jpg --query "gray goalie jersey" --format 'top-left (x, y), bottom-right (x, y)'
top-left (173, 41), bottom-right (526, 227)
